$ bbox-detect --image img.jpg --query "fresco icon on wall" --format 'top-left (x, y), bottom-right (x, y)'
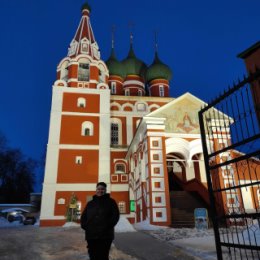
top-left (177, 112), bottom-right (199, 133)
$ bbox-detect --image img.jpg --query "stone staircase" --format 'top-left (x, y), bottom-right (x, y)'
top-left (170, 191), bottom-right (208, 228)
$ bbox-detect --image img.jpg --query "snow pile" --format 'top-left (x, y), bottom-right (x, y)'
top-left (63, 221), bottom-right (80, 228)
top-left (148, 227), bottom-right (214, 241)
top-left (134, 219), bottom-right (167, 231)
top-left (146, 227), bottom-right (216, 260)
top-left (0, 217), bottom-right (23, 228)
top-left (115, 216), bottom-right (136, 233)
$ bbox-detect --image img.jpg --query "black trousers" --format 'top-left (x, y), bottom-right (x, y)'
top-left (86, 239), bottom-right (112, 260)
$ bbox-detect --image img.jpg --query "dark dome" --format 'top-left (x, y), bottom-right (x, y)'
top-left (146, 52), bottom-right (172, 82)
top-left (105, 48), bottom-right (126, 79)
top-left (122, 44), bottom-right (147, 78)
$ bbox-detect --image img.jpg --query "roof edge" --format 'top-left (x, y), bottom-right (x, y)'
top-left (237, 41), bottom-right (260, 59)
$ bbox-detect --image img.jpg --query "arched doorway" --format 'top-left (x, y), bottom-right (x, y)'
top-left (166, 153), bottom-right (186, 191)
top-left (166, 152), bottom-right (210, 227)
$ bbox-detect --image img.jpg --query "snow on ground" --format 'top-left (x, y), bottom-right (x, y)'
top-left (134, 219), bottom-right (167, 231)
top-left (115, 216), bottom-right (136, 232)
top-left (63, 221), bottom-right (80, 227)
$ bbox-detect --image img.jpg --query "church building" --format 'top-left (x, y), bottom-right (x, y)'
top-left (40, 2), bottom-right (259, 227)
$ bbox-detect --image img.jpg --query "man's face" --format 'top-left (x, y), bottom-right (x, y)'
top-left (96, 185), bottom-right (106, 196)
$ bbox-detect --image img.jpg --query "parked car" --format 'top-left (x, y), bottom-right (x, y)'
top-left (23, 212), bottom-right (38, 225)
top-left (0, 208), bottom-right (29, 223)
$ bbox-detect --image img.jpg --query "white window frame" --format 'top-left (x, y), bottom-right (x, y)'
top-left (75, 156), bottom-right (83, 164)
top-left (118, 201), bottom-right (126, 214)
top-left (110, 118), bottom-right (122, 145)
top-left (125, 89), bottom-right (130, 96)
top-left (111, 82), bottom-right (116, 94)
top-left (81, 121), bottom-right (94, 136)
top-left (159, 85), bottom-right (164, 97)
top-left (115, 163), bottom-right (126, 174)
top-left (77, 97), bottom-right (86, 108)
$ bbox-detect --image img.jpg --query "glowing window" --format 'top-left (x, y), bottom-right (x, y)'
top-left (118, 201), bottom-right (126, 214)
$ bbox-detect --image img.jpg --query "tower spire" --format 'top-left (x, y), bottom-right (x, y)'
top-left (154, 30), bottom-right (158, 53)
top-left (128, 22), bottom-right (134, 45)
top-left (67, 0), bottom-right (100, 60)
top-left (111, 25), bottom-right (115, 49)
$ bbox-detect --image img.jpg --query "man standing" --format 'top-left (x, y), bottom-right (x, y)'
top-left (80, 182), bottom-right (120, 260)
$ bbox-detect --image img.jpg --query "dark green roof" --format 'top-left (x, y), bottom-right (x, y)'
top-left (122, 44), bottom-right (147, 78)
top-left (237, 41), bottom-right (260, 59)
top-left (81, 1), bottom-right (91, 12)
top-left (105, 48), bottom-right (126, 78)
top-left (146, 52), bottom-right (172, 82)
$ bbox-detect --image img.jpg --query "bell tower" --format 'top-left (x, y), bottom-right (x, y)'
top-left (40, 1), bottom-right (111, 226)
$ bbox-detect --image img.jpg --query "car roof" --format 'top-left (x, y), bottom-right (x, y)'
top-left (1, 208), bottom-right (29, 213)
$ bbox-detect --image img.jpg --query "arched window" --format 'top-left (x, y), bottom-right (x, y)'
top-left (136, 103), bottom-right (146, 112)
top-left (78, 63), bottom-right (90, 81)
top-left (111, 82), bottom-right (116, 94)
top-left (118, 201), bottom-right (126, 214)
top-left (60, 61), bottom-right (69, 81)
top-left (115, 163), bottom-right (126, 173)
top-left (111, 123), bottom-right (119, 145)
top-left (77, 97), bottom-right (86, 108)
top-left (81, 121), bottom-right (94, 136)
top-left (110, 118), bottom-right (122, 145)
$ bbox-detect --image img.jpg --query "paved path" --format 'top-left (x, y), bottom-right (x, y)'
top-left (114, 231), bottom-right (197, 260)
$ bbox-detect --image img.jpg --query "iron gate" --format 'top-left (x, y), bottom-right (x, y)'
top-left (198, 69), bottom-right (260, 260)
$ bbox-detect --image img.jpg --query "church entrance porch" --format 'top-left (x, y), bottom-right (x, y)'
top-left (166, 153), bottom-right (210, 228)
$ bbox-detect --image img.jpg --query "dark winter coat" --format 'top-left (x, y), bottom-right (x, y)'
top-left (80, 193), bottom-right (120, 240)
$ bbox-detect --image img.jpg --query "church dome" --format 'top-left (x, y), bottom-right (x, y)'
top-left (122, 44), bottom-right (147, 78)
top-left (106, 48), bottom-right (126, 79)
top-left (146, 52), bottom-right (172, 82)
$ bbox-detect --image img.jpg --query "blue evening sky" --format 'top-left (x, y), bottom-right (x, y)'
top-left (0, 0), bottom-right (259, 164)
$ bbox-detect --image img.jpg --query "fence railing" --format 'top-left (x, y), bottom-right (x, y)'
top-left (199, 69), bottom-right (260, 260)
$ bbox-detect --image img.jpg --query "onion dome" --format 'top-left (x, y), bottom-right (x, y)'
top-left (81, 1), bottom-right (91, 12)
top-left (146, 51), bottom-right (172, 82)
top-left (122, 44), bottom-right (147, 78)
top-left (106, 48), bottom-right (126, 79)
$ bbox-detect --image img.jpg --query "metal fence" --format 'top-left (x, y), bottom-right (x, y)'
top-left (198, 69), bottom-right (260, 260)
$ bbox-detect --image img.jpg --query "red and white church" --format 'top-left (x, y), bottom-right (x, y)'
top-left (40, 2), bottom-right (259, 227)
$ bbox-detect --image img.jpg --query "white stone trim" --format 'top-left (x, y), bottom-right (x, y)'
top-left (122, 103), bottom-right (135, 111)
top-left (111, 184), bottom-right (129, 191)
top-left (152, 208), bottom-right (167, 222)
top-left (110, 102), bottom-right (121, 111)
top-left (151, 178), bottom-right (165, 192)
top-left (149, 83), bottom-right (169, 89)
top-left (152, 192), bottom-right (166, 207)
top-left (123, 80), bottom-right (145, 88)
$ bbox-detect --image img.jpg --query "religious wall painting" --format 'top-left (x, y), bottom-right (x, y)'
top-left (162, 99), bottom-right (200, 134)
